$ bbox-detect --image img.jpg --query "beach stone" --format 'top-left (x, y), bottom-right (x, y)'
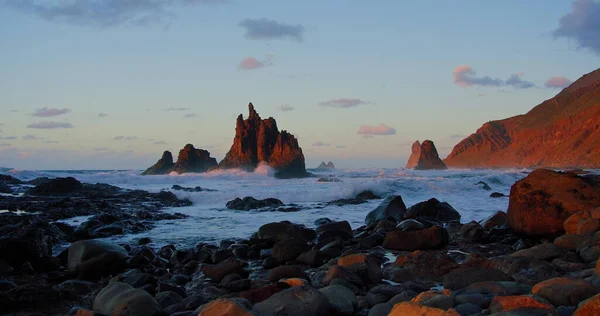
top-left (280, 278), bottom-right (309, 287)
top-left (574, 293), bottom-right (600, 315)
top-left (322, 265), bottom-right (364, 288)
top-left (411, 289), bottom-right (454, 310)
top-left (396, 219), bottom-right (424, 231)
top-left (251, 286), bottom-right (330, 316)
top-left (565, 208), bottom-right (600, 234)
top-left (404, 198), bottom-right (461, 222)
top-left (388, 302), bottom-right (459, 316)
top-left (481, 211), bottom-right (509, 230)
top-left (239, 283), bottom-right (290, 304)
top-left (272, 238), bottom-right (310, 263)
top-left (366, 284), bottom-right (406, 306)
top-left (554, 234), bottom-right (586, 250)
top-left (454, 303), bottom-right (482, 316)
top-left (368, 303), bottom-right (392, 316)
top-left (489, 295), bottom-right (554, 314)
top-left (383, 226), bottom-right (448, 251)
top-left (532, 277), bottom-right (597, 306)
top-left (155, 291), bottom-right (183, 309)
top-left (466, 281), bottom-right (532, 296)
top-left (267, 265), bottom-right (309, 282)
top-left (201, 258), bottom-right (247, 282)
top-left (316, 220), bottom-right (352, 235)
top-left (296, 249), bottom-right (327, 267)
top-left (226, 196), bottom-right (283, 210)
top-left (510, 243), bottom-right (563, 260)
top-left (93, 282), bottom-right (162, 316)
top-left (459, 221), bottom-right (486, 242)
top-left (443, 267), bottom-right (513, 290)
top-left (195, 298), bottom-right (253, 316)
top-left (319, 285), bottom-right (357, 316)
top-left (390, 250), bottom-right (456, 281)
top-left (257, 221), bottom-right (316, 242)
top-left (454, 292), bottom-right (493, 308)
top-left (364, 195), bottom-right (407, 226)
top-left (337, 253), bottom-right (382, 285)
top-left (68, 240), bottom-right (128, 280)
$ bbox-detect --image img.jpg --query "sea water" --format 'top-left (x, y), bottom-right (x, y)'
top-left (5, 167), bottom-right (527, 248)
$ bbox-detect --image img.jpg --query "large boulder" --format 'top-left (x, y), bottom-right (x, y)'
top-left (564, 207), bottom-right (600, 235)
top-left (142, 151), bottom-right (174, 175)
top-left (388, 302), bottom-right (459, 316)
top-left (27, 177), bottom-right (83, 196)
top-left (364, 195), bottom-right (407, 226)
top-left (226, 197), bottom-right (283, 210)
top-left (532, 277), bottom-right (597, 307)
top-left (201, 258), bottom-right (247, 282)
top-left (507, 169), bottom-right (600, 236)
top-left (272, 238), bottom-right (310, 263)
top-left (196, 298), bottom-right (254, 316)
top-left (319, 285), bottom-right (357, 316)
top-left (488, 295), bottom-right (554, 314)
top-left (383, 226), bottom-right (448, 251)
top-left (218, 103), bottom-right (308, 178)
top-left (68, 240), bottom-right (129, 280)
top-left (251, 286), bottom-right (330, 316)
top-left (404, 198), bottom-right (460, 222)
top-left (575, 293), bottom-right (600, 315)
top-left (257, 221), bottom-right (316, 242)
top-left (93, 282), bottom-right (163, 316)
top-left (414, 140), bottom-right (447, 170)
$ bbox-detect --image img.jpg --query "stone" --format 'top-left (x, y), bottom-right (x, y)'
top-left (319, 285), bottom-right (358, 316)
top-left (507, 169), bottom-right (600, 236)
top-left (272, 238), bottom-right (310, 263)
top-left (383, 226), bottom-right (448, 251)
top-left (532, 277), bottom-right (597, 306)
top-left (459, 221), bottom-right (486, 242)
top-left (27, 177), bottom-right (83, 196)
top-left (481, 211), bottom-right (509, 230)
top-left (337, 253), bottom-right (382, 285)
top-left (488, 295), bottom-right (554, 314)
top-left (201, 258), bottom-right (247, 282)
top-left (390, 250), bottom-right (456, 281)
top-left (251, 286), bottom-right (330, 316)
top-left (196, 298), bottom-right (254, 316)
top-left (443, 267), bottom-right (513, 290)
top-left (396, 219), bottom-right (425, 231)
top-left (322, 265), bottom-right (364, 288)
top-left (510, 243), bottom-right (563, 260)
top-left (388, 302), bottom-right (459, 316)
top-left (170, 144), bottom-right (218, 174)
top-left (465, 281), bottom-right (532, 296)
top-left (68, 240), bottom-right (129, 280)
top-left (565, 208), bottom-right (600, 234)
top-left (411, 289), bottom-right (454, 310)
top-left (404, 198), bottom-right (460, 222)
top-left (142, 151), bottom-right (174, 175)
top-left (405, 141), bottom-right (421, 169)
top-left (93, 282), bottom-right (162, 316)
top-left (267, 265), bottom-right (309, 282)
top-left (155, 291), bottom-right (183, 309)
top-left (226, 197), bottom-right (283, 210)
top-left (257, 221), bottom-right (316, 242)
top-left (364, 195), bottom-right (407, 226)
top-left (574, 293), bottom-right (600, 315)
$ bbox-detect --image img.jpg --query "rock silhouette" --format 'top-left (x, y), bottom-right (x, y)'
top-left (142, 145), bottom-right (217, 175)
top-left (406, 140), bottom-right (447, 170)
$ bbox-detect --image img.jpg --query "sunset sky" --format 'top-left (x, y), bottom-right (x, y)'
top-left (1, 0), bottom-right (599, 169)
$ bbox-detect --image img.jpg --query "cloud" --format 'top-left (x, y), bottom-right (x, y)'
top-left (165, 107), bottom-right (189, 111)
top-left (0, 143), bottom-right (11, 147)
top-left (0, 136), bottom-right (17, 140)
top-left (238, 55), bottom-right (273, 70)
top-left (336, 145), bottom-right (346, 148)
top-left (153, 140), bottom-right (167, 145)
top-left (453, 65), bottom-right (536, 89)
top-left (2, 0), bottom-right (226, 28)
top-left (98, 113), bottom-right (108, 117)
top-left (357, 124), bottom-right (396, 136)
top-left (27, 121), bottom-right (74, 129)
top-left (312, 141), bottom-right (330, 147)
top-left (94, 147), bottom-right (110, 152)
top-left (32, 107), bottom-right (71, 117)
top-left (278, 105), bottom-right (294, 112)
top-left (239, 18), bottom-right (304, 42)
top-left (183, 113), bottom-right (198, 118)
top-left (545, 76), bottom-right (573, 88)
top-left (553, 0), bottom-right (600, 55)
top-left (45, 140), bottom-right (59, 144)
top-left (319, 98), bottom-right (372, 108)
top-left (22, 134), bottom-right (43, 140)
top-left (112, 136), bottom-right (137, 141)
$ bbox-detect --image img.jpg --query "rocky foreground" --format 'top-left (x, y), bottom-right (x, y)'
top-left (2, 170), bottom-right (600, 315)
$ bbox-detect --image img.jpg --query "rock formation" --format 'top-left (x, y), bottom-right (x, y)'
top-left (444, 68), bottom-right (600, 168)
top-left (405, 141), bottom-right (421, 168)
top-left (406, 140), bottom-right (447, 170)
top-left (142, 144), bottom-right (217, 175)
top-left (218, 103), bottom-right (308, 178)
top-left (315, 161), bottom-right (335, 170)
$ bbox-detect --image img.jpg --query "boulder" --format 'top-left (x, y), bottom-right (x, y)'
top-left (481, 211), bottom-right (508, 230)
top-left (196, 298), bottom-right (254, 316)
top-left (564, 208), bottom-right (600, 235)
top-left (93, 282), bottom-right (162, 316)
top-left (337, 253), bottom-right (382, 285)
top-left (404, 198), bottom-right (460, 222)
top-left (142, 151), bottom-right (175, 175)
top-left (388, 302), bottom-right (459, 316)
top-left (383, 226), bottom-right (448, 251)
top-left (0, 174), bottom-right (22, 184)
top-left (218, 103), bottom-right (308, 178)
top-left (414, 140), bottom-right (447, 170)
top-left (507, 169), bottom-right (600, 236)
top-left (272, 238), bottom-right (310, 263)
top-left (411, 289), bottom-right (454, 310)
top-left (364, 195), bottom-right (407, 226)
top-left (68, 240), bottom-right (129, 280)
top-left (226, 197), bottom-right (283, 210)
top-left (510, 243), bottom-right (563, 260)
top-left (257, 221), bottom-right (316, 242)
top-left (322, 265), bottom-right (364, 288)
top-left (574, 293), bottom-right (600, 315)
top-left (459, 221), bottom-right (486, 242)
top-left (488, 295), bottom-right (554, 314)
top-left (319, 285), bottom-right (358, 316)
top-left (201, 258), bottom-right (247, 282)
top-left (251, 286), bottom-right (330, 316)
top-left (443, 267), bottom-right (513, 290)
top-left (0, 182), bottom-right (11, 193)
top-left (27, 177), bottom-right (83, 196)
top-left (532, 277), bottom-right (597, 306)
top-left (267, 266), bottom-right (309, 282)
top-left (390, 250), bottom-right (456, 282)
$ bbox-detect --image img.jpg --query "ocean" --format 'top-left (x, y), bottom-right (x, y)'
top-left (5, 167), bottom-right (528, 249)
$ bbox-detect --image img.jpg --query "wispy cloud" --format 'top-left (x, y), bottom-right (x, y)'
top-left (2, 0), bottom-right (226, 28)
top-left (319, 98), bottom-right (372, 109)
top-left (545, 76), bottom-right (572, 89)
top-left (312, 141), bottom-right (330, 147)
top-left (336, 145), bottom-right (346, 148)
top-left (0, 136), bottom-right (17, 140)
top-left (278, 105), bottom-right (295, 112)
top-left (32, 107), bottom-right (71, 117)
top-left (45, 140), bottom-right (59, 144)
top-left (27, 121), bottom-right (74, 129)
top-left (98, 113), bottom-right (108, 117)
top-left (113, 136), bottom-right (137, 141)
top-left (183, 113), bottom-right (198, 118)
top-left (22, 134), bottom-right (43, 140)
top-left (553, 0), bottom-right (600, 55)
top-left (239, 18), bottom-right (304, 42)
top-left (357, 124), bottom-right (396, 136)
top-left (453, 65), bottom-right (536, 89)
top-left (165, 107), bottom-right (189, 111)
top-left (238, 55), bottom-right (273, 70)
top-left (0, 143), bottom-right (11, 147)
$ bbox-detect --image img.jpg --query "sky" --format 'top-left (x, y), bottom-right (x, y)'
top-left (0, 0), bottom-right (599, 170)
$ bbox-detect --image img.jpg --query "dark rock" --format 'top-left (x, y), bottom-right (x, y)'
top-left (0, 174), bottom-right (22, 184)
top-left (171, 185), bottom-right (206, 192)
top-left (459, 221), bottom-right (486, 243)
top-left (404, 198), bottom-right (460, 222)
top-left (337, 253), bottom-right (382, 285)
top-left (155, 291), bottom-right (183, 309)
top-left (389, 250), bottom-right (456, 282)
top-left (68, 240), bottom-right (129, 280)
top-left (454, 303), bottom-right (482, 316)
top-left (383, 226), bottom-right (448, 251)
top-left (481, 211), bottom-right (509, 230)
top-left (510, 243), bottom-right (563, 261)
top-left (322, 265), bottom-right (364, 288)
top-left (476, 181), bottom-right (492, 190)
top-left (315, 161), bottom-right (336, 170)
top-left (364, 195), bottom-right (407, 226)
top-left (218, 103), bottom-right (309, 178)
top-left (201, 258), bottom-right (247, 282)
top-left (252, 285), bottom-right (330, 316)
top-left (319, 285), bottom-right (357, 316)
top-left (267, 265), bottom-right (309, 282)
top-left (396, 219), bottom-right (424, 231)
top-left (257, 221), bottom-right (316, 242)
top-left (443, 267), bottom-right (513, 290)
top-left (414, 140), bottom-right (447, 170)
top-left (195, 298), bottom-right (253, 315)
top-left (532, 277), bottom-right (597, 307)
top-left (226, 196), bottom-right (284, 210)
top-left (490, 192), bottom-right (506, 198)
top-left (171, 144), bottom-right (218, 174)
top-left (316, 220), bottom-right (352, 236)
top-left (0, 182), bottom-right (11, 194)
top-left (296, 249), bottom-right (327, 267)
top-left (27, 177), bottom-right (83, 196)
top-left (272, 238), bottom-right (310, 263)
top-left (142, 151), bottom-right (174, 175)
top-left (93, 282), bottom-right (162, 316)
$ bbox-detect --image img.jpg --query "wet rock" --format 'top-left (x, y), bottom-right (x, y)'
top-left (465, 281), bottom-right (532, 296)
top-left (226, 197), bottom-right (284, 210)
top-left (316, 220), bottom-right (352, 236)
top-left (93, 282), bottom-right (162, 316)
top-left (0, 226), bottom-right (54, 270)
top-left (389, 250), bottom-right (456, 282)
top-left (488, 295), bottom-right (554, 314)
top-left (239, 282), bottom-right (290, 304)
top-left (319, 285), bottom-right (358, 316)
top-left (487, 256), bottom-right (559, 285)
top-left (155, 291), bottom-right (183, 309)
top-left (404, 198), bottom-right (461, 222)
top-left (507, 169), bottom-right (600, 236)
top-left (27, 177), bottom-right (83, 196)
top-left (564, 208), bottom-right (600, 235)
top-left (574, 293), bottom-right (600, 315)
top-left (490, 192), bottom-right (506, 198)
top-left (368, 303), bottom-right (392, 316)
top-left (411, 289), bottom-right (454, 310)
top-left (459, 221), bottom-right (486, 243)
top-left (396, 219), bottom-right (424, 231)
top-left (481, 211), bottom-right (509, 230)
top-left (443, 267), bottom-right (513, 290)
top-left (272, 238), bottom-right (310, 263)
top-left (532, 277), bottom-right (597, 306)
top-left (252, 285), bottom-right (330, 316)
top-left (383, 226), bottom-right (448, 251)
top-left (322, 265), bottom-right (364, 288)
top-left (196, 298), bottom-right (254, 316)
top-left (267, 265), bottom-right (309, 282)
top-left (454, 292), bottom-right (493, 309)
top-left (476, 181), bottom-right (492, 190)
top-left (388, 302), bottom-right (459, 316)
top-left (356, 190), bottom-right (381, 200)
top-left (364, 195), bottom-right (407, 226)
top-left (0, 174), bottom-right (23, 184)
top-left (510, 243), bottom-right (563, 260)
top-left (257, 221), bottom-right (316, 242)
top-left (142, 151), bottom-right (175, 175)
top-left (367, 284), bottom-right (406, 306)
top-left (201, 258), bottom-right (247, 282)
top-left (296, 249), bottom-right (327, 267)
top-left (68, 240), bottom-right (128, 280)
top-left (0, 182), bottom-right (12, 194)
top-left (337, 253), bottom-right (382, 285)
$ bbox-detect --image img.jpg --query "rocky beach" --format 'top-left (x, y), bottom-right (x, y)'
top-left (1, 168), bottom-right (600, 316)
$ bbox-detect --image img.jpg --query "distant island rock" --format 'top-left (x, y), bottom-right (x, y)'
top-left (315, 161), bottom-right (335, 170)
top-left (142, 144), bottom-right (217, 175)
top-left (444, 68), bottom-right (600, 168)
top-left (218, 103), bottom-right (308, 178)
top-left (405, 140), bottom-right (447, 170)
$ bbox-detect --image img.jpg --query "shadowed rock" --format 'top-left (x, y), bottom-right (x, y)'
top-left (405, 141), bottom-right (421, 169)
top-left (142, 151), bottom-right (174, 175)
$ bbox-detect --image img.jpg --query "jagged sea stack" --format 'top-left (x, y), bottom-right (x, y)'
top-left (406, 140), bottom-right (447, 170)
top-left (142, 151), bottom-right (174, 175)
top-left (405, 141), bottom-right (421, 169)
top-left (218, 103), bottom-right (308, 178)
top-left (142, 145), bottom-right (217, 175)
